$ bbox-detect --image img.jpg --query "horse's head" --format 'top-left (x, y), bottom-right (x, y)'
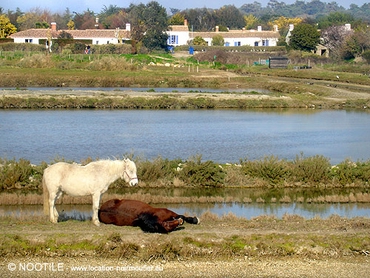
top-left (122, 158), bottom-right (138, 186)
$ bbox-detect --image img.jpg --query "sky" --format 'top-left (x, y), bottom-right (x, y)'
top-left (1, 0), bottom-right (367, 14)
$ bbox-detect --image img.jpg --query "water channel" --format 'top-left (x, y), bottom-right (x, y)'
top-left (1, 108), bottom-right (370, 165)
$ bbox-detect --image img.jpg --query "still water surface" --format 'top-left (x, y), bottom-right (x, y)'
top-left (1, 203), bottom-right (369, 220)
top-left (1, 109), bottom-right (370, 164)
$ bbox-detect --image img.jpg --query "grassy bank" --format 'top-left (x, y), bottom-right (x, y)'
top-left (1, 214), bottom-right (369, 261)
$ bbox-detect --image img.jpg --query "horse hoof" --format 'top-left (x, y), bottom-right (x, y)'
top-left (195, 217), bottom-right (200, 224)
top-left (93, 220), bottom-right (101, 227)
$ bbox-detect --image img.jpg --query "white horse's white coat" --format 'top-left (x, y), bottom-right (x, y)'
top-left (43, 159), bottom-right (138, 226)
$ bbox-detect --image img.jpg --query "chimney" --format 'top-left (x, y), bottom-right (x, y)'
top-left (126, 23), bottom-right (131, 32)
top-left (215, 26), bottom-right (219, 32)
top-left (257, 26), bottom-right (262, 32)
top-left (51, 22), bottom-right (57, 31)
top-left (289, 24), bottom-right (294, 31)
top-left (273, 25), bottom-right (278, 32)
top-left (184, 19), bottom-right (188, 26)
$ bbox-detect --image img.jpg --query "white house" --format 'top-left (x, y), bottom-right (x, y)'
top-left (10, 22), bottom-right (131, 45)
top-left (11, 20), bottom-right (280, 48)
top-left (167, 21), bottom-right (280, 47)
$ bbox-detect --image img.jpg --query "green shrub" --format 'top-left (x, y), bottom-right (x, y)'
top-left (0, 159), bottom-right (46, 190)
top-left (177, 157), bottom-right (225, 187)
top-left (242, 155), bottom-right (291, 187)
top-left (362, 50), bottom-right (370, 64)
top-left (136, 157), bottom-right (179, 183)
top-left (292, 154), bottom-right (331, 184)
top-left (331, 159), bottom-right (370, 186)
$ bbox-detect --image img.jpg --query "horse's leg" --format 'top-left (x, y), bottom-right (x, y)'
top-left (49, 190), bottom-right (62, 223)
top-left (48, 190), bottom-right (58, 223)
top-left (92, 193), bottom-right (101, 226)
top-left (177, 215), bottom-right (200, 225)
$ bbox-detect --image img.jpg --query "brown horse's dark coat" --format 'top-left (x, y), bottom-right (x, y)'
top-left (98, 199), bottom-right (199, 233)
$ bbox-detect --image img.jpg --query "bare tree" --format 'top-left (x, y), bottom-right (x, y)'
top-left (321, 25), bottom-right (353, 59)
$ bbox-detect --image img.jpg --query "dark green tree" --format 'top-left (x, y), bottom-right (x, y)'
top-left (214, 5), bottom-right (245, 29)
top-left (289, 23), bottom-right (321, 52)
top-left (128, 1), bottom-right (168, 52)
top-left (142, 1), bottom-right (169, 51)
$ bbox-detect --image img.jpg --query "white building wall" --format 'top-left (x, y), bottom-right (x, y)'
top-left (90, 37), bottom-right (120, 45)
top-left (13, 38), bottom-right (40, 44)
top-left (166, 31), bottom-right (190, 46)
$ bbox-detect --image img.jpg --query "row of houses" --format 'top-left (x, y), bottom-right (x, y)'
top-left (10, 20), bottom-right (280, 48)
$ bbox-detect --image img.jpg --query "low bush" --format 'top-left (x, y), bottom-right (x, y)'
top-left (177, 156), bottom-right (225, 187)
top-left (0, 156), bottom-right (369, 191)
top-left (241, 155), bottom-right (291, 187)
top-left (292, 154), bottom-right (331, 184)
top-left (0, 159), bottom-right (46, 190)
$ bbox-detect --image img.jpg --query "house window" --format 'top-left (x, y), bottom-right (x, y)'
top-left (262, 40), bottom-right (269, 46)
top-left (234, 41), bottom-right (241, 46)
top-left (25, 39), bottom-right (33, 43)
top-left (107, 41), bottom-right (110, 44)
top-left (254, 41), bottom-right (259, 46)
top-left (95, 40), bottom-right (99, 44)
top-left (168, 35), bottom-right (178, 45)
top-left (225, 42), bottom-right (230, 46)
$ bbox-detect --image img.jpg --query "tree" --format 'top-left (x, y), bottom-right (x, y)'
top-left (0, 14), bottom-right (17, 38)
top-left (192, 36), bottom-right (207, 46)
top-left (321, 25), bottom-right (353, 59)
top-left (142, 2), bottom-right (168, 51)
top-left (270, 16), bottom-right (302, 32)
top-left (212, 35), bottom-right (224, 46)
top-left (182, 8), bottom-right (215, 32)
top-left (169, 13), bottom-right (185, 25)
top-left (341, 28), bottom-right (370, 59)
top-left (16, 8), bottom-right (52, 30)
top-left (67, 20), bottom-right (75, 30)
top-left (288, 23), bottom-right (321, 52)
top-left (244, 14), bottom-right (258, 29)
top-left (128, 1), bottom-right (169, 52)
top-left (317, 12), bottom-right (355, 29)
top-left (214, 5), bottom-right (245, 30)
top-left (72, 10), bottom-right (96, 30)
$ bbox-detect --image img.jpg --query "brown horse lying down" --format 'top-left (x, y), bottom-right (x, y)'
top-left (98, 199), bottom-right (200, 233)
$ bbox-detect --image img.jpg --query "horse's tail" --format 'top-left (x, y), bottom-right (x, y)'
top-left (43, 175), bottom-right (49, 216)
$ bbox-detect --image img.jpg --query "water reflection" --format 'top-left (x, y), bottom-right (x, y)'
top-left (1, 203), bottom-right (369, 221)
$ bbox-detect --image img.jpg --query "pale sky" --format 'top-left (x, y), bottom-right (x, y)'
top-left (1, 0), bottom-right (367, 14)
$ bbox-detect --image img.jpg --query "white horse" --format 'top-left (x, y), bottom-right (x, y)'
top-left (43, 158), bottom-right (138, 226)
